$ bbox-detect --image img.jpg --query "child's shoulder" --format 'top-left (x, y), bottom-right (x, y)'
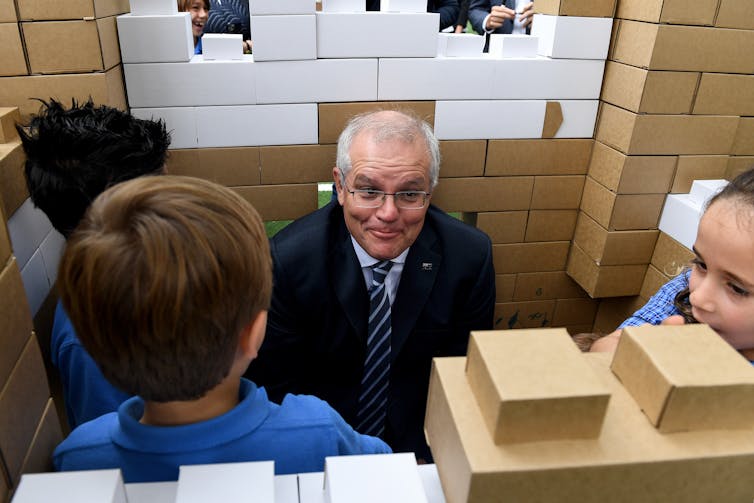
top-left (54, 412), bottom-right (118, 462)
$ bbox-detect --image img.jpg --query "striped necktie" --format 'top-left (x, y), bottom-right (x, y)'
top-left (355, 260), bottom-right (394, 437)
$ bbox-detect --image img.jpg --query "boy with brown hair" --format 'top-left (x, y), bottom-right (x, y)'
top-left (53, 175), bottom-right (390, 483)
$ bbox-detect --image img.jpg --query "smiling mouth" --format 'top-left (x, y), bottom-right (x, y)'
top-left (371, 229), bottom-right (399, 239)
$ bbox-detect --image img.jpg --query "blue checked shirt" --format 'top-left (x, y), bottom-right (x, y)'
top-left (618, 269), bottom-right (690, 329)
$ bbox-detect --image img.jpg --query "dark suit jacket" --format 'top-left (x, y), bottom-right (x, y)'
top-left (468, 0), bottom-right (516, 35)
top-left (367, 0), bottom-right (461, 31)
top-left (245, 202), bottom-right (495, 460)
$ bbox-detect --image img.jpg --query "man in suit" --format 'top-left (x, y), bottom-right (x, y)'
top-left (245, 110), bottom-right (495, 461)
top-left (366, 0), bottom-right (461, 31)
top-left (468, 0), bottom-right (533, 35)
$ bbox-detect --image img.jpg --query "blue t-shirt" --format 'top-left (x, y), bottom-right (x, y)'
top-left (194, 37), bottom-right (203, 54)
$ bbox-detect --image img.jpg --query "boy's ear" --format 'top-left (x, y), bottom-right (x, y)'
top-left (239, 310), bottom-right (268, 360)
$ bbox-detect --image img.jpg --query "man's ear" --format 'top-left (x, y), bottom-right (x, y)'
top-left (238, 310), bottom-right (268, 360)
top-left (333, 167), bottom-right (345, 206)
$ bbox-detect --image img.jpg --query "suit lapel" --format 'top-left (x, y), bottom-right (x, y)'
top-left (331, 226), bottom-right (369, 342)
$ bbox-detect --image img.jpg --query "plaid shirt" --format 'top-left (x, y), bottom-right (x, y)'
top-left (618, 269), bottom-right (690, 329)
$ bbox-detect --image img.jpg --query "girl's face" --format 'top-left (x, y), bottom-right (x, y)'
top-left (689, 198), bottom-right (754, 352)
top-left (187, 1), bottom-right (208, 39)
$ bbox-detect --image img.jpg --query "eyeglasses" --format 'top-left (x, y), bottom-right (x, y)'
top-left (342, 181), bottom-right (430, 210)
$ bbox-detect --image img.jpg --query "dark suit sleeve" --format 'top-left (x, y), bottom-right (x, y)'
top-left (431, 0), bottom-right (461, 30)
top-left (468, 0), bottom-right (491, 34)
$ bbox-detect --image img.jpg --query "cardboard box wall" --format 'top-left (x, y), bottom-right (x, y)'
top-left (439, 140), bottom-right (486, 178)
top-left (552, 297), bottom-right (599, 326)
top-left (0, 23), bottom-right (28, 77)
top-left (615, 0), bottom-right (718, 25)
top-left (233, 184), bottom-right (317, 222)
top-left (16, 0), bottom-right (129, 21)
top-left (484, 139), bottom-right (592, 176)
top-left (494, 300), bottom-right (556, 330)
top-left (493, 241), bottom-right (570, 274)
top-left (0, 140), bottom-right (28, 218)
top-left (525, 209), bottom-right (578, 242)
top-left (726, 156), bottom-right (754, 180)
top-left (669, 156), bottom-right (728, 193)
top-left (19, 399), bottom-right (63, 476)
top-left (0, 108), bottom-right (20, 143)
top-left (573, 212), bottom-right (658, 266)
top-left (580, 176), bottom-right (665, 231)
top-left (431, 177), bottom-right (533, 213)
top-left (693, 73), bottom-right (754, 116)
top-left (534, 0), bottom-right (615, 17)
top-left (732, 118), bottom-right (754, 156)
top-left (318, 101), bottom-right (435, 144)
top-left (650, 232), bottom-right (694, 277)
top-left (588, 141), bottom-right (675, 194)
top-left (473, 212), bottom-right (527, 244)
top-left (0, 0), bottom-right (17, 22)
top-left (512, 271), bottom-right (588, 301)
top-left (715, 0), bottom-right (754, 30)
top-left (530, 176), bottom-right (583, 210)
top-left (592, 295), bottom-right (645, 334)
top-left (166, 147), bottom-right (262, 186)
top-left (639, 263), bottom-right (669, 301)
top-left (567, 241), bottom-right (647, 297)
top-left (0, 259), bottom-right (34, 389)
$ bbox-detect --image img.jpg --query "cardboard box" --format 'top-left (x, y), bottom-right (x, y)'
top-left (250, 0), bottom-right (315, 15)
top-left (426, 352), bottom-right (754, 503)
top-left (0, 23), bottom-right (27, 77)
top-left (531, 14), bottom-right (612, 60)
top-left (513, 270), bottom-right (588, 301)
top-left (125, 482), bottom-right (177, 503)
top-left (495, 273), bottom-right (516, 302)
top-left (657, 193), bottom-right (703, 250)
top-left (715, 0), bottom-right (754, 29)
top-left (693, 73), bottom-right (754, 116)
top-left (670, 156), bottom-right (727, 193)
top-left (0, 140), bottom-right (27, 218)
top-left (233, 184), bottom-right (317, 221)
top-left (431, 176), bottom-right (533, 213)
top-left (466, 329), bottom-right (610, 443)
top-left (588, 141), bottom-right (675, 195)
top-left (128, 0), bottom-right (178, 16)
top-left (493, 241), bottom-right (570, 274)
top-left (488, 34), bottom-right (537, 58)
top-left (19, 398), bottom-right (63, 476)
top-left (437, 33), bottom-right (485, 57)
top-left (116, 13), bottom-right (193, 64)
top-left (727, 156), bottom-right (754, 180)
top-left (131, 107), bottom-right (197, 149)
top-left (0, 65), bottom-right (127, 121)
top-left (530, 175), bottom-right (584, 209)
top-left (175, 462), bottom-right (274, 503)
top-left (17, 0), bottom-right (129, 20)
top-left (13, 470), bottom-right (126, 503)
top-left (0, 259), bottom-right (33, 387)
top-left (600, 61), bottom-right (698, 114)
top-left (525, 209), bottom-right (578, 242)
top-left (0, 0), bottom-right (17, 22)
top-left (438, 140), bottom-right (485, 178)
top-left (260, 144), bottom-right (336, 184)
top-left (493, 300), bottom-right (556, 330)
top-left (0, 204), bottom-right (11, 265)
top-left (580, 177), bottom-right (665, 231)
top-left (317, 101), bottom-right (435, 144)
top-left (22, 17), bottom-right (120, 74)
top-left (166, 147), bottom-right (261, 186)
top-left (485, 139), bottom-right (592, 176)
top-left (201, 33), bottom-right (242, 61)
top-left (0, 107), bottom-right (20, 143)
top-left (640, 263), bottom-right (670, 301)
top-left (251, 14), bottom-right (316, 62)
top-left (574, 211), bottom-right (658, 266)
top-left (612, 324), bottom-right (754, 432)
top-left (596, 103), bottom-right (739, 156)
top-left (592, 295), bottom-right (645, 334)
top-left (7, 197), bottom-right (54, 271)
top-left (324, 453), bottom-right (427, 503)
top-left (553, 297), bottom-right (599, 326)
top-left (651, 232), bottom-right (694, 277)
top-left (611, 21), bottom-right (754, 74)
top-left (475, 211), bottom-right (527, 244)
top-left (534, 0), bottom-right (615, 17)
top-left (490, 58), bottom-right (605, 100)
top-left (567, 241), bottom-right (647, 297)
top-left (732, 117), bottom-right (754, 156)
top-left (616, 0), bottom-right (718, 25)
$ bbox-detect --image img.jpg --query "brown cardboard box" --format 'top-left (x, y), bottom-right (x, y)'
top-left (650, 232), bottom-right (693, 277)
top-left (0, 140), bottom-right (28, 218)
top-left (260, 145), bottom-right (334, 185)
top-left (732, 118), bottom-right (754, 156)
top-left (167, 148), bottom-right (261, 186)
top-left (592, 295), bottom-right (645, 333)
top-left (495, 274), bottom-right (515, 303)
top-left (22, 17), bottom-right (120, 74)
top-left (530, 175), bottom-right (583, 209)
top-left (534, 0), bottom-right (615, 17)
top-left (640, 263), bottom-right (670, 301)
top-left (600, 62), bottom-right (697, 115)
top-left (727, 156), bottom-right (754, 180)
top-left (612, 21), bottom-right (754, 74)
top-left (0, 107), bottom-right (20, 143)
top-left (475, 211), bottom-right (527, 244)
top-left (0, 0), bottom-right (17, 22)
top-left (0, 206), bottom-right (11, 266)
top-left (553, 298), bottom-right (599, 326)
top-left (616, 0), bottom-right (718, 25)
top-left (0, 23), bottom-right (27, 77)
top-left (0, 335), bottom-right (50, 484)
top-left (426, 353), bottom-right (754, 503)
top-left (485, 139), bottom-right (592, 176)
top-left (573, 211), bottom-right (658, 266)
top-left (716, 0), bottom-right (754, 29)
top-left (0, 259), bottom-right (33, 387)
top-left (525, 209), bottom-right (577, 242)
top-left (17, 0), bottom-right (129, 20)
top-left (580, 177), bottom-right (665, 231)
top-left (233, 184), bottom-right (317, 222)
top-left (439, 140), bottom-right (485, 178)
top-left (596, 103), bottom-right (738, 156)
top-left (0, 66), bottom-right (127, 120)
top-left (318, 101), bottom-right (435, 144)
top-left (588, 141), bottom-right (675, 194)
top-left (513, 271), bottom-right (588, 301)
top-left (494, 300), bottom-right (556, 330)
top-left (612, 324), bottom-right (754, 432)
top-left (465, 329), bottom-right (610, 444)
top-left (670, 156), bottom-right (728, 193)
top-left (431, 177), bottom-right (533, 213)
top-left (493, 241), bottom-right (570, 274)
top-left (693, 73), bottom-right (754, 116)
top-left (567, 241), bottom-right (647, 297)
top-left (19, 399), bottom-right (62, 476)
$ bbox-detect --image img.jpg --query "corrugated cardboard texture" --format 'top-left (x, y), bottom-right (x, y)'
top-left (530, 175), bottom-right (584, 209)
top-left (588, 141), bottom-right (676, 194)
top-left (670, 156), bottom-right (728, 193)
top-left (168, 147), bottom-right (261, 186)
top-left (513, 271), bottom-right (588, 301)
top-left (580, 177), bottom-right (665, 231)
top-left (19, 399), bottom-right (62, 476)
top-left (318, 101), bottom-right (435, 144)
top-left (611, 324), bottom-right (754, 432)
top-left (541, 101), bottom-right (563, 139)
top-left (439, 140), bottom-right (485, 178)
top-left (475, 211), bottom-right (527, 244)
top-left (640, 263), bottom-right (670, 301)
top-left (616, 0), bottom-right (718, 25)
top-left (260, 145), bottom-right (334, 184)
top-left (233, 184), bottom-right (317, 222)
top-left (0, 23), bottom-right (28, 77)
top-left (650, 232), bottom-right (693, 277)
top-left (592, 296), bottom-right (645, 334)
top-left (567, 241), bottom-right (646, 297)
top-left (553, 297), bottom-right (599, 326)
top-left (485, 139), bottom-right (592, 176)
top-left (17, 0), bottom-right (129, 20)
top-left (494, 300), bottom-right (556, 330)
top-left (0, 140), bottom-right (28, 217)
top-left (525, 209), bottom-right (578, 242)
top-left (493, 241), bottom-right (570, 274)
top-left (732, 118), bottom-right (754, 156)
top-left (693, 73), bottom-right (754, 116)
top-left (426, 354), bottom-right (754, 503)
top-left (601, 61), bottom-right (698, 114)
top-left (574, 211), bottom-right (659, 265)
top-left (431, 177), bottom-right (533, 213)
top-left (726, 156), bottom-right (754, 180)
top-left (495, 274), bottom-right (515, 303)
top-left (0, 259), bottom-right (34, 387)
top-left (0, 0), bottom-right (16, 22)
top-left (0, 108), bottom-right (20, 143)
top-left (534, 0), bottom-right (615, 17)
top-left (715, 0), bottom-right (754, 29)
top-left (466, 329), bottom-right (609, 444)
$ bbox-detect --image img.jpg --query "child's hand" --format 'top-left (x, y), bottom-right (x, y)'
top-left (589, 329), bottom-right (621, 352)
top-left (660, 315), bottom-right (686, 326)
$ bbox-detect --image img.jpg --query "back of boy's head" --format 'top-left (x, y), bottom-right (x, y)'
top-left (58, 175), bottom-right (272, 402)
top-left (16, 99), bottom-right (170, 238)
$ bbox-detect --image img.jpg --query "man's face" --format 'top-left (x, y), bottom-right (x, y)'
top-left (334, 132), bottom-right (432, 261)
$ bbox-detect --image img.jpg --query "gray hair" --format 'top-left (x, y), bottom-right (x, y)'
top-left (336, 110), bottom-right (440, 189)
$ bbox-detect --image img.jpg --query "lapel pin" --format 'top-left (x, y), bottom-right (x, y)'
top-left (421, 262), bottom-right (433, 271)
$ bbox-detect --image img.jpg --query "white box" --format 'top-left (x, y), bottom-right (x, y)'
top-left (436, 33), bottom-right (485, 57)
top-left (175, 462), bottom-right (274, 503)
top-left (275, 475), bottom-right (300, 503)
top-left (196, 104), bottom-right (318, 147)
top-left (7, 197), bottom-right (53, 270)
top-left (531, 14), bottom-right (613, 60)
top-left (39, 228), bottom-right (65, 286)
top-left (12, 470), bottom-right (126, 503)
top-left (381, 0), bottom-right (426, 12)
top-left (321, 0), bottom-right (366, 12)
top-left (491, 57), bottom-right (605, 99)
top-left (689, 179), bottom-right (728, 206)
top-left (250, 0), bottom-right (316, 15)
top-left (659, 194), bottom-right (704, 250)
top-left (124, 56), bottom-right (256, 108)
top-left (128, 0), bottom-right (177, 15)
top-left (316, 12), bottom-right (439, 58)
top-left (553, 100), bottom-right (599, 138)
top-left (125, 482), bottom-right (177, 503)
top-left (378, 57), bottom-right (494, 100)
top-left (131, 107), bottom-right (198, 149)
top-left (488, 34), bottom-right (538, 58)
top-left (116, 13), bottom-right (194, 63)
top-left (20, 248), bottom-right (50, 316)
top-left (434, 100), bottom-right (546, 140)
top-left (202, 34), bottom-right (243, 60)
top-left (251, 15), bottom-right (317, 61)
top-left (324, 453), bottom-right (428, 503)
top-left (255, 59), bottom-right (377, 104)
